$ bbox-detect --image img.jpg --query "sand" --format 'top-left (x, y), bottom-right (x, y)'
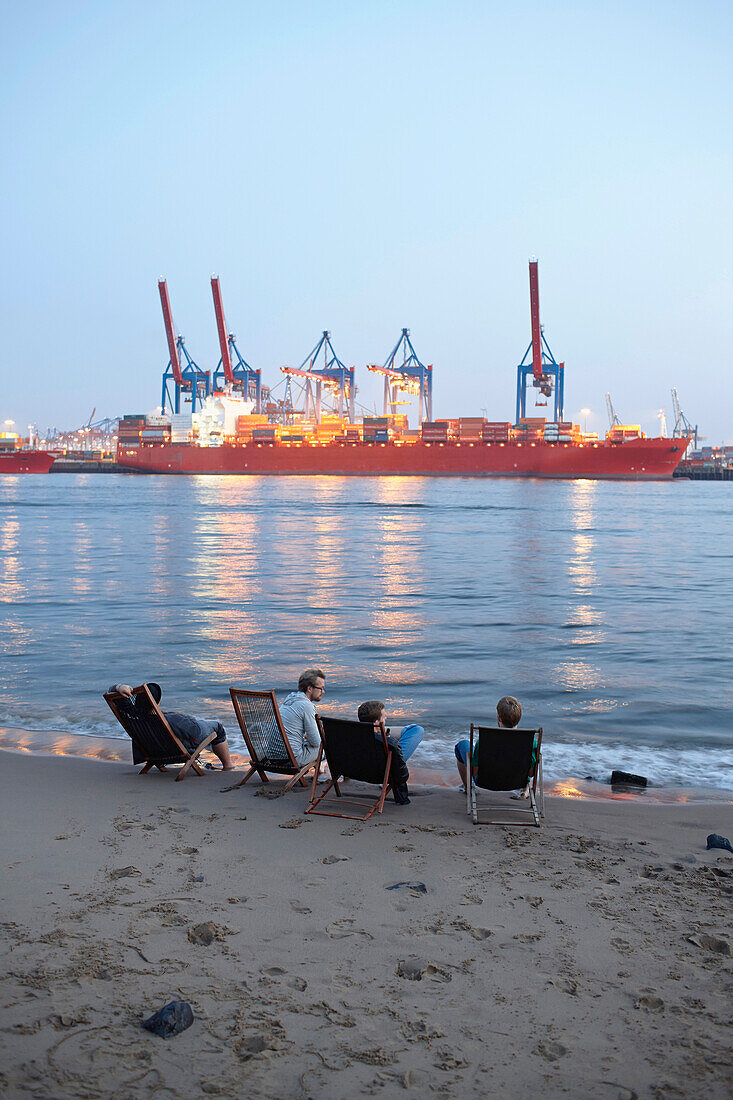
top-left (0, 750), bottom-right (731, 1100)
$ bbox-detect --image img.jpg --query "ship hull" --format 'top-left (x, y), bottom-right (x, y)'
top-left (0, 451), bottom-right (57, 474)
top-left (117, 438), bottom-right (687, 479)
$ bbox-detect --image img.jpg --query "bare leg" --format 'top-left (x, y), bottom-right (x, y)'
top-left (212, 741), bottom-right (235, 771)
top-left (457, 759), bottom-right (468, 788)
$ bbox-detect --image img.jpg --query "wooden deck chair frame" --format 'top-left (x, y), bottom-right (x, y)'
top-left (305, 715), bottom-right (393, 821)
top-left (103, 685), bottom-right (216, 781)
top-left (468, 724), bottom-right (544, 827)
top-left (223, 688), bottom-right (319, 793)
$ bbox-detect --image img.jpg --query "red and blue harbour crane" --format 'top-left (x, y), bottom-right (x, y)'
top-left (367, 328), bottom-right (433, 423)
top-left (515, 260), bottom-right (564, 424)
top-left (158, 279), bottom-right (211, 414)
top-left (280, 331), bottom-right (356, 423)
top-left (210, 276), bottom-right (262, 413)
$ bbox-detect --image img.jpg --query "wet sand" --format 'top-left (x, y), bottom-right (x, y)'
top-left (1, 749), bottom-right (731, 1099)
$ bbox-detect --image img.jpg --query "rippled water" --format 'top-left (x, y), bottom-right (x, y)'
top-left (1, 473), bottom-right (731, 791)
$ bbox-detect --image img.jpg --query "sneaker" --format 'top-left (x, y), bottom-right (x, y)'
top-left (510, 787), bottom-right (529, 800)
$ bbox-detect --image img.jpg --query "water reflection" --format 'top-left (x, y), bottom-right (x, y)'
top-left (370, 479), bottom-right (426, 685)
top-left (70, 519), bottom-right (93, 596)
top-left (554, 481), bottom-right (605, 697)
top-left (0, 516), bottom-right (22, 601)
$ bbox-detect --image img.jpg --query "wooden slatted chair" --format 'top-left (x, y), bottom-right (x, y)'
top-left (468, 725), bottom-right (544, 827)
top-left (103, 685), bottom-right (216, 781)
top-left (223, 688), bottom-right (319, 792)
top-left (306, 715), bottom-right (393, 821)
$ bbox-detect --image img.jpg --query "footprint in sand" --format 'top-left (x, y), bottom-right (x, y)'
top-left (326, 918), bottom-right (373, 940)
top-left (395, 960), bottom-right (451, 983)
top-left (536, 1039), bottom-right (568, 1062)
top-left (261, 966), bottom-right (286, 979)
top-left (634, 993), bottom-right (665, 1012)
top-left (107, 866), bottom-right (141, 881)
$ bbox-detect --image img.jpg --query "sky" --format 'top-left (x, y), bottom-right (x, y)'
top-left (1, 0), bottom-right (732, 442)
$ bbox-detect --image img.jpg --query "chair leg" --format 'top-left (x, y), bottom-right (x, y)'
top-left (139, 762), bottom-right (153, 775)
top-left (176, 733), bottom-right (216, 781)
top-left (283, 762), bottom-right (316, 792)
top-left (538, 757), bottom-right (545, 819)
top-left (307, 748), bottom-right (324, 805)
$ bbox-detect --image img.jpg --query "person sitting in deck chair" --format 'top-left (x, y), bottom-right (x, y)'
top-left (278, 668), bottom-right (327, 768)
top-left (454, 696), bottom-right (535, 797)
top-left (109, 683), bottom-right (235, 771)
top-left (357, 700), bottom-right (422, 805)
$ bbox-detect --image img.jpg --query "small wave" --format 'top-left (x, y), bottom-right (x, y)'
top-left (417, 735), bottom-right (733, 792)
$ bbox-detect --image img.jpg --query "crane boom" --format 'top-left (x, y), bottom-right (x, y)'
top-left (158, 279), bottom-right (183, 384)
top-left (210, 276), bottom-right (234, 385)
top-left (529, 260), bottom-right (543, 380)
top-left (280, 366), bottom-right (334, 384)
top-left (366, 363), bottom-right (416, 383)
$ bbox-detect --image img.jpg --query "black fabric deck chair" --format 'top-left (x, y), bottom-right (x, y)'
top-left (468, 725), bottom-right (544, 826)
top-left (306, 716), bottom-right (393, 821)
top-left (103, 685), bottom-right (216, 781)
top-left (223, 688), bottom-right (319, 792)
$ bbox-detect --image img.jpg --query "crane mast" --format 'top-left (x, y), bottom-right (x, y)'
top-left (158, 279), bottom-right (184, 385)
top-left (210, 276), bottom-right (262, 412)
top-left (605, 393), bottom-right (621, 428)
top-left (515, 259), bottom-right (564, 424)
top-left (158, 279), bottom-right (210, 414)
top-left (210, 276), bottom-right (234, 385)
top-left (671, 388), bottom-right (698, 449)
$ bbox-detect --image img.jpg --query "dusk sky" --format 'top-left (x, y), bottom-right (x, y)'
top-left (2, 0), bottom-right (731, 441)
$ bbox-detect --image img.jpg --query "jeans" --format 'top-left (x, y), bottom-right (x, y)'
top-left (397, 723), bottom-right (424, 762)
top-left (454, 738), bottom-right (470, 765)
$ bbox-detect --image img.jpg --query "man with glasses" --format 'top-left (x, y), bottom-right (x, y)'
top-left (279, 667), bottom-right (326, 768)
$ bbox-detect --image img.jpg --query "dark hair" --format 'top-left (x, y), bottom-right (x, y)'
top-left (298, 668), bottom-right (325, 693)
top-left (358, 700), bottom-right (385, 724)
top-left (497, 696), bottom-right (521, 728)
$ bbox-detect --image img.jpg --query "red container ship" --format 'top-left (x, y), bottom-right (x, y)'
top-left (114, 261), bottom-right (692, 480)
top-left (0, 450), bottom-right (57, 474)
top-left (116, 432), bottom-right (687, 479)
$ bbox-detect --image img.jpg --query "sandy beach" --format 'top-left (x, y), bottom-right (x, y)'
top-left (1, 749), bottom-right (731, 1100)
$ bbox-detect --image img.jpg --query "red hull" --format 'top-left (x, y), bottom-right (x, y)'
top-left (0, 451), bottom-right (56, 474)
top-left (117, 438), bottom-right (687, 479)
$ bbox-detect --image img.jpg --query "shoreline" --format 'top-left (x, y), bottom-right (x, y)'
top-left (1, 750), bottom-right (731, 1098)
top-left (1, 725), bottom-right (731, 806)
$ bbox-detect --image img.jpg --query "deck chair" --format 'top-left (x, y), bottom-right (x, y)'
top-left (468, 725), bottom-right (544, 827)
top-left (223, 688), bottom-right (320, 792)
top-left (306, 716), bottom-right (393, 821)
top-left (103, 685), bottom-right (216, 781)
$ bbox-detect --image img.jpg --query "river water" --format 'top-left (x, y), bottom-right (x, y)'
top-left (0, 473), bottom-right (731, 792)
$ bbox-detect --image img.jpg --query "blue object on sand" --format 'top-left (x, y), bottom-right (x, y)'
top-left (142, 1001), bottom-right (194, 1038)
top-left (706, 834), bottom-right (733, 853)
